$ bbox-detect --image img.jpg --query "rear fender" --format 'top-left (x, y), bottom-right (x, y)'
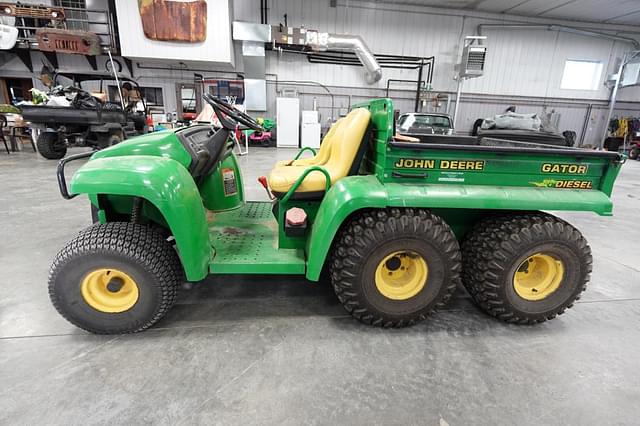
top-left (305, 174), bottom-right (614, 281)
top-left (70, 155), bottom-right (210, 281)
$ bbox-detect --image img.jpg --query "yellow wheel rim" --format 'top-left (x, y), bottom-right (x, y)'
top-left (375, 250), bottom-right (428, 300)
top-left (513, 253), bottom-right (565, 301)
top-left (80, 268), bottom-right (139, 313)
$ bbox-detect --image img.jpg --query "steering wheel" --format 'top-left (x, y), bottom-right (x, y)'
top-left (203, 93), bottom-right (264, 132)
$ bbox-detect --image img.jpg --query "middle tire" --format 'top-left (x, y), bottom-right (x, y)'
top-left (330, 208), bottom-right (461, 327)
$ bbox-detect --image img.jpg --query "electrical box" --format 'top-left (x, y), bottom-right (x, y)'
top-left (460, 45), bottom-right (487, 78)
top-left (620, 62), bottom-right (640, 87)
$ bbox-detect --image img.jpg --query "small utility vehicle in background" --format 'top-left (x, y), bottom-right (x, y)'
top-left (21, 72), bottom-right (148, 159)
top-left (48, 97), bottom-right (623, 334)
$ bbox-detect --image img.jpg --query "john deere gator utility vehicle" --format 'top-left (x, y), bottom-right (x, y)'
top-left (48, 95), bottom-right (624, 334)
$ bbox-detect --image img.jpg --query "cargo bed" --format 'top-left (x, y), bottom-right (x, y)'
top-left (21, 104), bottom-right (126, 127)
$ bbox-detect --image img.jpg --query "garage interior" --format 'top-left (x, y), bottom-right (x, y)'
top-left (1, 0), bottom-right (640, 424)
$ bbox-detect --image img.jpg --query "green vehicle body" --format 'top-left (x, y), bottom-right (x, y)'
top-left (67, 98), bottom-right (624, 283)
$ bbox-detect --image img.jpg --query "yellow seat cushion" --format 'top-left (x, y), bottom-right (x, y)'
top-left (275, 118), bottom-right (344, 168)
top-left (268, 108), bottom-right (371, 195)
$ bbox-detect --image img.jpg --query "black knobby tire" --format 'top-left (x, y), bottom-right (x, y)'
top-left (329, 208), bottom-right (461, 327)
top-left (96, 132), bottom-right (122, 149)
top-left (630, 147), bottom-right (639, 160)
top-left (48, 222), bottom-right (183, 334)
top-left (37, 132), bottom-right (67, 159)
top-left (461, 213), bottom-right (592, 324)
top-left (108, 133), bottom-right (123, 146)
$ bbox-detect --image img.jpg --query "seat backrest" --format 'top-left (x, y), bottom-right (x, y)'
top-left (323, 108), bottom-right (371, 182)
top-left (314, 118), bottom-right (344, 164)
top-left (290, 118), bottom-right (344, 166)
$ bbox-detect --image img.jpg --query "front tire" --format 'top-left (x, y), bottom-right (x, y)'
top-left (48, 222), bottom-right (182, 334)
top-left (330, 208), bottom-right (461, 327)
top-left (461, 213), bottom-right (592, 324)
top-left (37, 132), bottom-right (67, 159)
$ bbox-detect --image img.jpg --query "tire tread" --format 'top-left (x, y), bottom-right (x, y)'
top-left (329, 208), bottom-right (461, 328)
top-left (461, 212), bottom-right (592, 324)
top-left (48, 222), bottom-right (182, 334)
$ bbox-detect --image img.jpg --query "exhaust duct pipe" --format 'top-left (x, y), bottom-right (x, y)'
top-left (307, 32), bottom-right (382, 84)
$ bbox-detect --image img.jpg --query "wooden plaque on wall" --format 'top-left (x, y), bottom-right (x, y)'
top-left (138, 0), bottom-right (207, 43)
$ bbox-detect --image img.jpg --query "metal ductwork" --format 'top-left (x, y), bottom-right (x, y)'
top-left (233, 21), bottom-right (271, 111)
top-left (271, 25), bottom-right (382, 85)
top-left (307, 33), bottom-right (382, 84)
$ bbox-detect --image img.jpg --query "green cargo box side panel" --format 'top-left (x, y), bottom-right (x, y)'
top-left (384, 183), bottom-right (614, 215)
top-left (209, 201), bottom-right (305, 274)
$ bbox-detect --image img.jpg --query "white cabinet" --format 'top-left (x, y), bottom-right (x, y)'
top-left (301, 123), bottom-right (321, 149)
top-left (276, 98), bottom-right (300, 147)
top-left (301, 110), bottom-right (319, 124)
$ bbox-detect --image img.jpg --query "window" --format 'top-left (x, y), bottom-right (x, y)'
top-left (180, 87), bottom-right (197, 113)
top-left (108, 86), bottom-right (164, 107)
top-left (207, 80), bottom-right (245, 104)
top-left (140, 87), bottom-right (164, 106)
top-left (55, 0), bottom-right (88, 31)
top-left (560, 60), bottom-right (603, 91)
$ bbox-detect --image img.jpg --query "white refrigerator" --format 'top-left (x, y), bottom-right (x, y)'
top-left (276, 97), bottom-right (300, 147)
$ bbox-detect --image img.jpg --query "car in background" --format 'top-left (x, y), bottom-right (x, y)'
top-left (396, 113), bottom-right (454, 140)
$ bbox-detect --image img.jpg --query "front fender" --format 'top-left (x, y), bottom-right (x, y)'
top-left (306, 175), bottom-right (387, 281)
top-left (70, 155), bottom-right (210, 281)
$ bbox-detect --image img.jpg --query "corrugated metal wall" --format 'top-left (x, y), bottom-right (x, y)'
top-left (234, 0), bottom-right (640, 145)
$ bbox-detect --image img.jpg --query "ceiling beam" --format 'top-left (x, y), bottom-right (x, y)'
top-left (500, 0), bottom-right (535, 15)
top-left (465, 0), bottom-right (490, 10)
top-left (603, 8), bottom-right (640, 23)
top-left (536, 0), bottom-right (579, 17)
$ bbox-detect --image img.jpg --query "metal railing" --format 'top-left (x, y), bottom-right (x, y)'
top-left (10, 5), bottom-right (118, 53)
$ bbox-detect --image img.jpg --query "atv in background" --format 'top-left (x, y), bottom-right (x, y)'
top-left (21, 72), bottom-right (148, 159)
top-left (476, 110), bottom-right (575, 147)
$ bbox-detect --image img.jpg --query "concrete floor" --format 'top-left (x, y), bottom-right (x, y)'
top-left (1, 146), bottom-right (639, 425)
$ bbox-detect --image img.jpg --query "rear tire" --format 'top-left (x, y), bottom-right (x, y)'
top-left (37, 132), bottom-right (67, 159)
top-left (96, 132), bottom-right (122, 149)
top-left (630, 146), bottom-right (639, 160)
top-left (329, 208), bottom-right (461, 327)
top-left (461, 212), bottom-right (592, 324)
top-left (48, 222), bottom-right (182, 334)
